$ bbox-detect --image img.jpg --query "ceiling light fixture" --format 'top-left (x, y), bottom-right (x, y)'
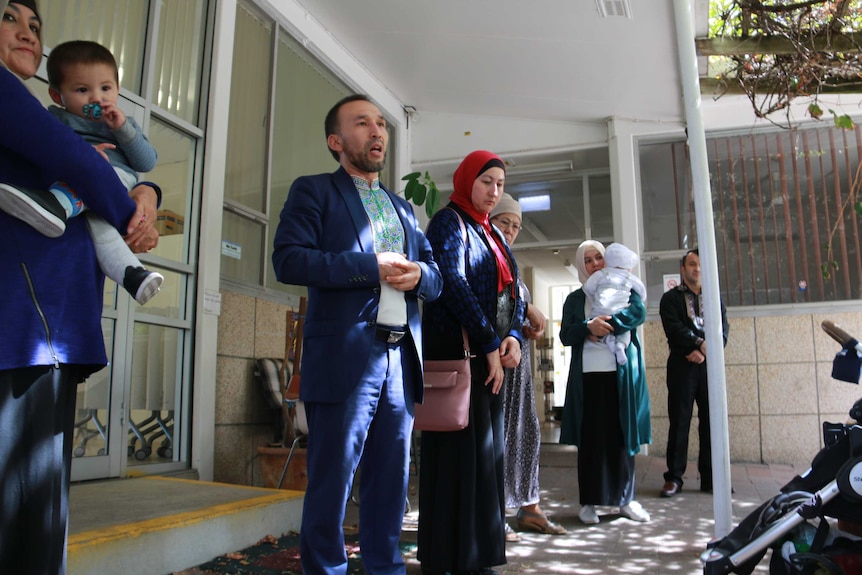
top-left (505, 160), bottom-right (573, 178)
top-left (596, 0), bottom-right (632, 18)
top-left (519, 194), bottom-right (551, 213)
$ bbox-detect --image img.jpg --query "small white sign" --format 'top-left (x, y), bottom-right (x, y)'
top-left (663, 273), bottom-right (680, 292)
top-left (222, 240), bottom-right (241, 259)
top-left (203, 289), bottom-right (222, 316)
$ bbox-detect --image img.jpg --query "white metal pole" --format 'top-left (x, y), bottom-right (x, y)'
top-left (672, 0), bottom-right (733, 537)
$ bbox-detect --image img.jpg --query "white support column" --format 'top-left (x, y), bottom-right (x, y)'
top-left (608, 118), bottom-right (643, 261)
top-left (607, 118), bottom-right (681, 270)
top-left (674, 0), bottom-right (733, 537)
top-left (192, 0), bottom-right (238, 481)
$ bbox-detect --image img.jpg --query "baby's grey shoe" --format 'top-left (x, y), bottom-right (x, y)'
top-left (0, 183), bottom-right (67, 237)
top-left (123, 266), bottom-right (164, 305)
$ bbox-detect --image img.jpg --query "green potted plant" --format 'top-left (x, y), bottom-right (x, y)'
top-left (402, 171), bottom-right (441, 218)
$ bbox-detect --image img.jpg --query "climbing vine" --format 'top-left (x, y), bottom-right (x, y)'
top-left (707, 0), bottom-right (862, 277)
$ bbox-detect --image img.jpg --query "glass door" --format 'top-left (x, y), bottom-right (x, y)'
top-left (40, 0), bottom-right (212, 480)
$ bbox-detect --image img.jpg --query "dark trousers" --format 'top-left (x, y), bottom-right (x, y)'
top-left (0, 365), bottom-right (79, 575)
top-left (664, 355), bottom-right (711, 488)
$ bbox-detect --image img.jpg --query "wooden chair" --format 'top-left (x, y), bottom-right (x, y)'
top-left (277, 297), bottom-right (306, 489)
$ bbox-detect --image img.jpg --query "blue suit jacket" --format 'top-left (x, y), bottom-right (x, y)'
top-left (272, 166), bottom-right (443, 404)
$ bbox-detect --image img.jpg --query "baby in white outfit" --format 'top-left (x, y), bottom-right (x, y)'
top-left (582, 242), bottom-right (646, 365)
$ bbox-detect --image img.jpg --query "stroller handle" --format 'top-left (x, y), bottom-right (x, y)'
top-left (822, 320), bottom-right (857, 347)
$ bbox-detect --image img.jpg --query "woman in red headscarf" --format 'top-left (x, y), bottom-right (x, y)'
top-left (417, 150), bottom-right (525, 575)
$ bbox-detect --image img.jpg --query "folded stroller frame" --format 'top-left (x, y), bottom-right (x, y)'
top-left (702, 321), bottom-right (862, 575)
top-left (701, 480), bottom-right (843, 574)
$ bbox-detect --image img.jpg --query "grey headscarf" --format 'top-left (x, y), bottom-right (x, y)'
top-left (574, 240), bottom-right (605, 284)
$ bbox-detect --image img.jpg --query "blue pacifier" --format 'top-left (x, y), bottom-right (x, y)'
top-left (82, 103), bottom-right (103, 119)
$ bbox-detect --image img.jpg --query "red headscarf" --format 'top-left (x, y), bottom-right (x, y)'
top-left (450, 150), bottom-right (514, 293)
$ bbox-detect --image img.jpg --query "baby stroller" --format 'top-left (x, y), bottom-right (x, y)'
top-left (701, 321), bottom-right (862, 575)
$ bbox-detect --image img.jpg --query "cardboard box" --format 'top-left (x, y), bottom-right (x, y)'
top-left (154, 209), bottom-right (185, 236)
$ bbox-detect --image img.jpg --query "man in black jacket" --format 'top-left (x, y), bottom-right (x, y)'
top-left (659, 249), bottom-right (729, 497)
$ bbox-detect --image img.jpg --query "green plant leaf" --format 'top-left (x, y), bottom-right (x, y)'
top-left (404, 178), bottom-right (419, 201)
top-left (426, 185), bottom-right (440, 218)
top-left (855, 202), bottom-right (862, 216)
top-left (808, 103), bottom-right (823, 119)
top-left (401, 170), bottom-right (440, 216)
top-left (836, 115), bottom-right (855, 129)
top-left (412, 183), bottom-right (427, 206)
top-left (830, 110), bottom-right (855, 130)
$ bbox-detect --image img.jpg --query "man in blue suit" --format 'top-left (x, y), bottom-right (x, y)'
top-left (272, 94), bottom-right (443, 575)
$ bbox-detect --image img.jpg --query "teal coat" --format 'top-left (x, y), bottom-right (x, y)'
top-left (558, 290), bottom-right (651, 456)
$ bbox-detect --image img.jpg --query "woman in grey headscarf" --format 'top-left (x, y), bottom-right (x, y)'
top-left (489, 193), bottom-right (565, 539)
top-left (559, 240), bottom-right (652, 525)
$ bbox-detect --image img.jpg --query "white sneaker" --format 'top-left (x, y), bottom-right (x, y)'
top-left (579, 504), bottom-right (599, 525)
top-left (620, 501), bottom-right (650, 522)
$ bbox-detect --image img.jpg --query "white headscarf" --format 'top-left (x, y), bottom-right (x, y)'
top-left (574, 240), bottom-right (605, 284)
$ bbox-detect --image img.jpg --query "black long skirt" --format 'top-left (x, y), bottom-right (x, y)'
top-left (577, 370), bottom-right (636, 506)
top-left (417, 354), bottom-right (507, 573)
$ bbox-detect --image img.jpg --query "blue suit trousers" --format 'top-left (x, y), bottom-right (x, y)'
top-left (300, 338), bottom-right (414, 575)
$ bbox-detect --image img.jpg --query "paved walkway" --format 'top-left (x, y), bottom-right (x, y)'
top-left (350, 436), bottom-right (800, 575)
top-left (179, 428), bottom-right (803, 574)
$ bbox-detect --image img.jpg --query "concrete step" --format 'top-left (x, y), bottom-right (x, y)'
top-left (68, 476), bottom-right (303, 575)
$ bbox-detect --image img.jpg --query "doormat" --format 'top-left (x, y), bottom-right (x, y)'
top-left (192, 530), bottom-right (417, 574)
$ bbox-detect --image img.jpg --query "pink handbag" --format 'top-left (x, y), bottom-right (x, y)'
top-left (414, 329), bottom-right (472, 432)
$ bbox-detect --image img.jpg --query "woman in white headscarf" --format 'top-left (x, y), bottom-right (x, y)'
top-left (559, 240), bottom-right (652, 525)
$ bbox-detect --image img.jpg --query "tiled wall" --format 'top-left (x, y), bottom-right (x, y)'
top-left (644, 311), bottom-right (862, 466)
top-left (214, 290), bottom-right (295, 486)
top-left (214, 288), bottom-right (862, 486)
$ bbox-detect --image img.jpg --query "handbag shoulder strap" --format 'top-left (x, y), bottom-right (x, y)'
top-left (447, 207), bottom-right (467, 246)
top-left (447, 208), bottom-right (472, 356)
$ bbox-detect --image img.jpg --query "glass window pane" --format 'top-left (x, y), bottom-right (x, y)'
top-left (39, 0), bottom-right (148, 94)
top-left (641, 141), bottom-right (696, 252)
top-left (128, 323), bottom-right (183, 465)
top-left (640, 126), bottom-right (862, 306)
top-left (644, 256), bottom-right (684, 307)
top-left (147, 118), bottom-right (195, 264)
top-left (73, 319), bottom-right (114, 458)
top-left (221, 211), bottom-right (264, 284)
top-left (588, 175), bottom-right (613, 239)
top-left (224, 3), bottom-right (272, 211)
top-left (265, 29), bottom-right (350, 292)
top-left (152, 0), bottom-right (208, 124)
top-left (507, 177), bottom-right (584, 244)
